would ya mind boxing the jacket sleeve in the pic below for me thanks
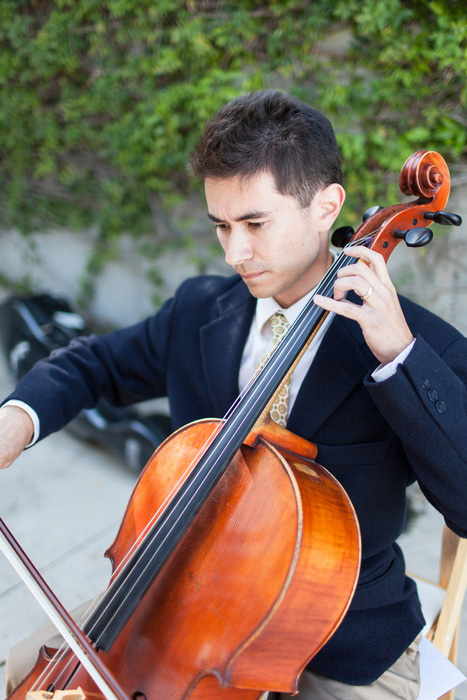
[364,333,467,536]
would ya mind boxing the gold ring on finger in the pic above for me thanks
[361,284,374,302]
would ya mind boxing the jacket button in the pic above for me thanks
[421,377,430,389]
[436,401,446,413]
[428,389,438,402]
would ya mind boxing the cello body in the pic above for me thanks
[12,419,360,699]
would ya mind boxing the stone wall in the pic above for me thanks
[0,225,227,327]
[0,184,465,334]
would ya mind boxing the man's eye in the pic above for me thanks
[248,221,263,229]
[216,223,229,232]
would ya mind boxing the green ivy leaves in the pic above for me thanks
[0,0,465,301]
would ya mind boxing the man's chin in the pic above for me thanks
[242,280,274,299]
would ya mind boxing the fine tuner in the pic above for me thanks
[332,206,462,249]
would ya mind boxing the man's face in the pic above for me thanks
[205,171,341,308]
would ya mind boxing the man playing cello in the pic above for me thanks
[1,90,466,699]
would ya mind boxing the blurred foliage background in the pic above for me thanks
[0,0,466,304]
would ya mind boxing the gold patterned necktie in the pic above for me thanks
[259,311,291,427]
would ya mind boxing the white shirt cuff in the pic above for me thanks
[3,400,40,446]
[371,339,416,383]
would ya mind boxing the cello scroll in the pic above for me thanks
[332,150,462,255]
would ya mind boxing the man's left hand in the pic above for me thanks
[313,245,414,365]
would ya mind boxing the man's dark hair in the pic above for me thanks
[189,90,343,207]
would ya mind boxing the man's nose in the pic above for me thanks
[224,230,254,267]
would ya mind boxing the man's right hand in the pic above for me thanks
[0,406,35,469]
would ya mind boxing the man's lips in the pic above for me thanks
[238,270,266,280]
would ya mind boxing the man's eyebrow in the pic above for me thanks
[207,210,271,223]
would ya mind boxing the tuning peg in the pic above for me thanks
[423,210,462,226]
[331,226,355,248]
[362,205,383,222]
[393,227,433,247]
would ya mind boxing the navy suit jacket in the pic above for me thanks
[7,274,467,684]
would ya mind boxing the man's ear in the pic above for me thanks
[317,183,346,232]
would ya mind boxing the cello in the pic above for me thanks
[1,150,460,699]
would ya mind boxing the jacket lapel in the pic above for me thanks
[200,279,256,418]
[287,314,376,439]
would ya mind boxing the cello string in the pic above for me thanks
[65,232,376,650]
[39,231,376,688]
[75,233,376,649]
[36,230,376,685]
[32,646,78,693]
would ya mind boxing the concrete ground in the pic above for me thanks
[0,359,465,698]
